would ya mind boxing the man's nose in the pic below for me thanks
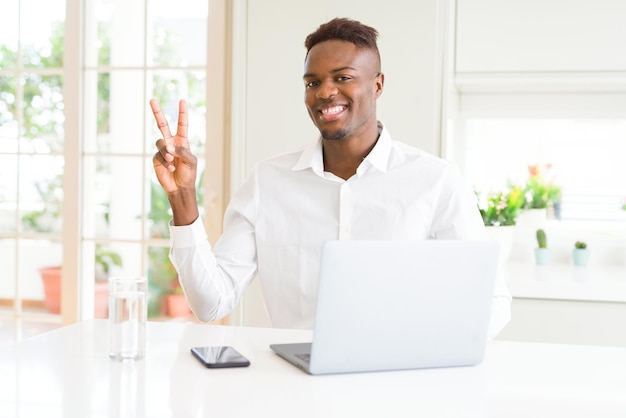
[316,81,338,99]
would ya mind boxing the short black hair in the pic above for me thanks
[304,18,380,68]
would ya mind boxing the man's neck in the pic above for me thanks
[322,123,381,180]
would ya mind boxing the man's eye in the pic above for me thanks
[305,81,319,88]
[337,76,351,82]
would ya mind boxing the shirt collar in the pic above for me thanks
[292,121,392,176]
[360,121,391,174]
[292,135,325,175]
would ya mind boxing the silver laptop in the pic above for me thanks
[270,239,499,375]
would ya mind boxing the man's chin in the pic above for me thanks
[319,128,347,141]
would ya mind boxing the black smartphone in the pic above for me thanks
[190,346,251,368]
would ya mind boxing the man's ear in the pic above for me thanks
[374,72,384,98]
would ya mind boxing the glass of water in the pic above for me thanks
[109,276,147,361]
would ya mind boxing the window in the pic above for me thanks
[82,0,209,319]
[449,92,626,271]
[1,0,226,337]
[451,93,626,223]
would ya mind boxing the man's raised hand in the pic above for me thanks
[150,98,197,195]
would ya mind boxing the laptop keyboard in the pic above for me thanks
[295,353,311,364]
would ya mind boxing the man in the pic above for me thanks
[151,18,511,338]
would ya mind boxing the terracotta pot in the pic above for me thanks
[39,267,62,314]
[165,294,191,317]
[40,267,111,317]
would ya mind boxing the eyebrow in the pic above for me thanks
[303,66,357,79]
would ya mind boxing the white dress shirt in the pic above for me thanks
[169,123,511,338]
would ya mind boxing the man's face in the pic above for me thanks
[303,40,383,141]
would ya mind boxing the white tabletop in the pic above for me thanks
[1,319,625,418]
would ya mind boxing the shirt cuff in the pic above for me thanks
[169,216,208,248]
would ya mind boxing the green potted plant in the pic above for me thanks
[477,185,525,264]
[524,164,561,216]
[534,228,551,265]
[95,244,123,282]
[572,241,590,267]
[478,185,525,227]
[94,244,123,318]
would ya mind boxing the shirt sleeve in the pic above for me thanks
[168,171,259,323]
[430,162,512,339]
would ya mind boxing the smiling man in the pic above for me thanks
[151,18,511,338]
[302,30,383,180]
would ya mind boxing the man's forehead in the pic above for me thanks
[306,39,361,60]
[304,41,376,74]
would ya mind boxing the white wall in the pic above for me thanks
[231,0,452,327]
[456,0,626,73]
[240,0,449,170]
[454,0,626,93]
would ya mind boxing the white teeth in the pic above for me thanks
[321,106,344,115]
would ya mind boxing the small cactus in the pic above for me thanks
[536,229,547,248]
[574,241,587,249]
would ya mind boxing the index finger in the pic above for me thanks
[150,98,173,139]
[176,99,188,139]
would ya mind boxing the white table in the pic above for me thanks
[1,319,624,417]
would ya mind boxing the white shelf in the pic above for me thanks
[504,262,626,303]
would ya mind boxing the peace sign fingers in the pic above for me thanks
[150,98,173,140]
[175,99,189,143]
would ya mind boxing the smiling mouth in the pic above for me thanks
[319,105,347,121]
